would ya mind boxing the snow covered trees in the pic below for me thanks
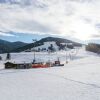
[86,43,100,54]
[48,44,55,52]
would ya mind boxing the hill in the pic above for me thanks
[12,37,82,52]
[0,39,28,53]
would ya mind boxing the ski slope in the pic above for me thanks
[0,47,100,100]
[31,41,59,51]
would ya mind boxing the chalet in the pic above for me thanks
[5,62,32,69]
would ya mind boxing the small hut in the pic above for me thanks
[5,62,32,69]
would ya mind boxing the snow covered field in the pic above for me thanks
[0,47,100,100]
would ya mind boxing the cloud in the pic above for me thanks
[0,31,15,36]
[0,0,100,40]
[90,34,100,38]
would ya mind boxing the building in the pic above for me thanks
[5,62,32,69]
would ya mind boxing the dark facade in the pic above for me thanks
[5,62,32,69]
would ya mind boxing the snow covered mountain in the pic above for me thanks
[12,37,82,52]
[0,37,82,53]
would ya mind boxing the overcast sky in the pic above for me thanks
[0,0,100,42]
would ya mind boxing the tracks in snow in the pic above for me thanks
[0,69,100,89]
[39,72,100,89]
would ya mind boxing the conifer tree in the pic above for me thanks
[6,53,11,60]
[0,56,2,60]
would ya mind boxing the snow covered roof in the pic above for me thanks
[5,60,32,64]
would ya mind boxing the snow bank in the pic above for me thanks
[0,47,100,100]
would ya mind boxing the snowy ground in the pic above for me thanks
[0,47,100,100]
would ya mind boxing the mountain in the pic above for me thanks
[12,37,82,52]
[0,39,28,53]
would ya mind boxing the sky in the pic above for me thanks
[0,0,100,43]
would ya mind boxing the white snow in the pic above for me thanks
[31,41,59,51]
[0,47,100,100]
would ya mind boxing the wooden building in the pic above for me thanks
[5,62,32,69]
